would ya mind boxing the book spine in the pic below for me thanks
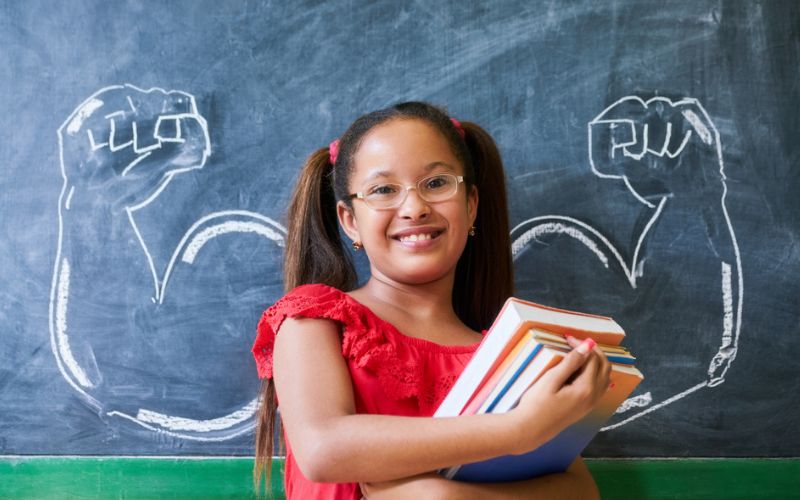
[484,344,542,413]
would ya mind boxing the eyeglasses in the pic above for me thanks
[347,173,464,210]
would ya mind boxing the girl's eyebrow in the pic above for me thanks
[362,162,456,183]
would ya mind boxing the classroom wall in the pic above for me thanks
[1,0,798,459]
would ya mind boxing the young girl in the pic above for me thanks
[252,102,611,499]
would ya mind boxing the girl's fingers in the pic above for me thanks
[566,336,612,392]
[542,338,595,389]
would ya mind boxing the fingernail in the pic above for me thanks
[608,382,616,390]
[565,334,575,341]
[577,339,595,354]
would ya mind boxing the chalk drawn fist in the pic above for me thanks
[59,84,209,202]
[51,85,285,442]
[589,96,722,206]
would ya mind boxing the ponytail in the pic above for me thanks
[453,121,514,331]
[284,148,357,291]
[254,148,357,496]
[253,377,279,497]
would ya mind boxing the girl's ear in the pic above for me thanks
[468,184,479,226]
[337,200,361,243]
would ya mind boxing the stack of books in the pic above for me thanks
[435,297,643,482]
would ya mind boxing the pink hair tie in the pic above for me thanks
[450,118,465,139]
[328,139,340,164]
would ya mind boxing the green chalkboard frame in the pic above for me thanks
[1,458,797,499]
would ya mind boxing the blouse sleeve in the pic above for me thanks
[251,284,354,379]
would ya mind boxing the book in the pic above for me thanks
[436,297,627,418]
[434,298,642,483]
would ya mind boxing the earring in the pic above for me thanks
[469,226,476,237]
[353,241,362,251]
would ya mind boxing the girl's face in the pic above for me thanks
[337,118,478,286]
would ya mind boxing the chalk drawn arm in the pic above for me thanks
[587,96,742,387]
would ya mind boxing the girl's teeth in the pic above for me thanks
[401,233,433,242]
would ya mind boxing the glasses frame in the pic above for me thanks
[347,173,465,210]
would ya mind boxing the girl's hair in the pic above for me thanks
[254,102,513,492]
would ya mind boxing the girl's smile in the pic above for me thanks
[391,225,446,249]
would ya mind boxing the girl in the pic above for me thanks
[252,102,610,499]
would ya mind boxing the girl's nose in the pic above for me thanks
[397,187,430,220]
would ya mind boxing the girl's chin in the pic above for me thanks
[373,260,457,285]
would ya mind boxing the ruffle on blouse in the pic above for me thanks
[252,284,461,408]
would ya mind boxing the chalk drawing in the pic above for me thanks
[511,96,743,430]
[50,84,284,441]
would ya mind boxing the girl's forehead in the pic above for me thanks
[351,119,462,181]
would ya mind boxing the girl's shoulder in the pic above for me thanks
[268,283,350,316]
[251,284,366,379]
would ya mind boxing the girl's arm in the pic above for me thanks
[273,317,610,484]
[359,457,600,500]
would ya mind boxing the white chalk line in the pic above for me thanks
[631,196,667,282]
[108,118,133,152]
[683,110,712,145]
[106,411,255,442]
[181,220,286,264]
[512,222,610,268]
[615,392,652,414]
[65,186,75,210]
[132,399,258,432]
[120,151,153,177]
[601,382,707,431]
[160,210,286,304]
[721,263,733,348]
[67,98,104,134]
[54,259,94,389]
[511,196,665,290]
[131,122,162,155]
[87,129,107,151]
[104,110,126,120]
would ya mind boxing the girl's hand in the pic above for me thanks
[508,337,612,454]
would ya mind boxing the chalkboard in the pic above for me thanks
[1,0,797,458]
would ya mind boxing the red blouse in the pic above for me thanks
[252,284,484,500]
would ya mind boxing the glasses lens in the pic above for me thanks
[364,183,404,209]
[419,174,458,202]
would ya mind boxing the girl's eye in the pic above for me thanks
[367,184,399,197]
[424,175,450,191]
